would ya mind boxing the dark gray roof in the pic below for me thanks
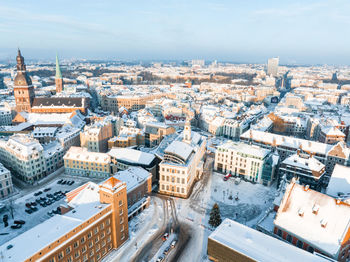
[32,97,85,108]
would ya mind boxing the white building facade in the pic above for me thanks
[159,121,206,198]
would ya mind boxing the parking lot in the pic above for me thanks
[0,176,93,246]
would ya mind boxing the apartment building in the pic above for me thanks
[319,126,345,144]
[222,119,250,141]
[144,122,175,147]
[240,130,350,181]
[101,93,165,113]
[214,141,278,186]
[80,119,114,153]
[0,163,13,199]
[107,126,144,149]
[159,121,206,198]
[0,134,64,183]
[0,178,129,262]
[274,180,350,261]
[113,167,152,220]
[64,146,111,178]
[279,153,326,190]
[0,107,12,125]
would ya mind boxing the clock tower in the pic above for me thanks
[14,49,35,112]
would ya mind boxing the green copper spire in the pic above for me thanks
[55,53,62,79]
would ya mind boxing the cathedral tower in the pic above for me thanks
[14,49,35,112]
[55,54,63,93]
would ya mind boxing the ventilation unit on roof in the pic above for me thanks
[320,218,327,228]
[304,185,310,191]
[298,207,304,217]
[312,204,319,215]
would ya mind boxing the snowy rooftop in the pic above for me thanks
[217,141,271,159]
[274,181,350,258]
[282,153,325,174]
[113,167,151,193]
[0,182,109,262]
[209,218,329,262]
[241,130,350,157]
[321,126,345,137]
[108,148,155,166]
[64,146,111,164]
[326,164,350,198]
[164,140,194,162]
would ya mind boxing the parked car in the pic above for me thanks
[44,187,51,192]
[156,256,165,262]
[162,233,169,241]
[25,203,32,208]
[235,177,241,185]
[14,220,25,225]
[171,240,177,249]
[61,180,67,185]
[223,173,233,181]
[25,209,32,214]
[34,191,42,196]
[70,181,75,185]
[30,206,38,212]
[6,244,13,250]
[57,179,63,184]
[31,202,37,206]
[163,246,171,255]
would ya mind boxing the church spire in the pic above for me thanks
[55,53,63,93]
[55,53,62,79]
[16,48,26,71]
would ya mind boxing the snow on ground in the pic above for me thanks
[102,197,163,262]
[0,175,95,246]
[175,171,277,262]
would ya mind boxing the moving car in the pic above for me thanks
[171,240,177,248]
[156,256,165,262]
[163,246,171,255]
[162,233,169,241]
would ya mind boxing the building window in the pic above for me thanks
[81,246,87,254]
[119,200,123,206]
[100,223,104,230]
[297,240,303,248]
[307,246,314,253]
[58,251,64,260]
[107,227,111,234]
[74,241,79,249]
[67,257,73,262]
[94,227,99,234]
[286,234,292,243]
[66,246,71,254]
[89,241,93,248]
[74,251,80,258]
[277,229,282,237]
[120,225,124,232]
[95,236,99,243]
[88,231,92,239]
[106,219,110,226]
[81,236,86,244]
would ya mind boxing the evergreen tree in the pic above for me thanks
[209,203,222,228]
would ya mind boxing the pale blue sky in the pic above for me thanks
[0,0,349,64]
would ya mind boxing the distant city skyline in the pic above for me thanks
[0,0,349,65]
